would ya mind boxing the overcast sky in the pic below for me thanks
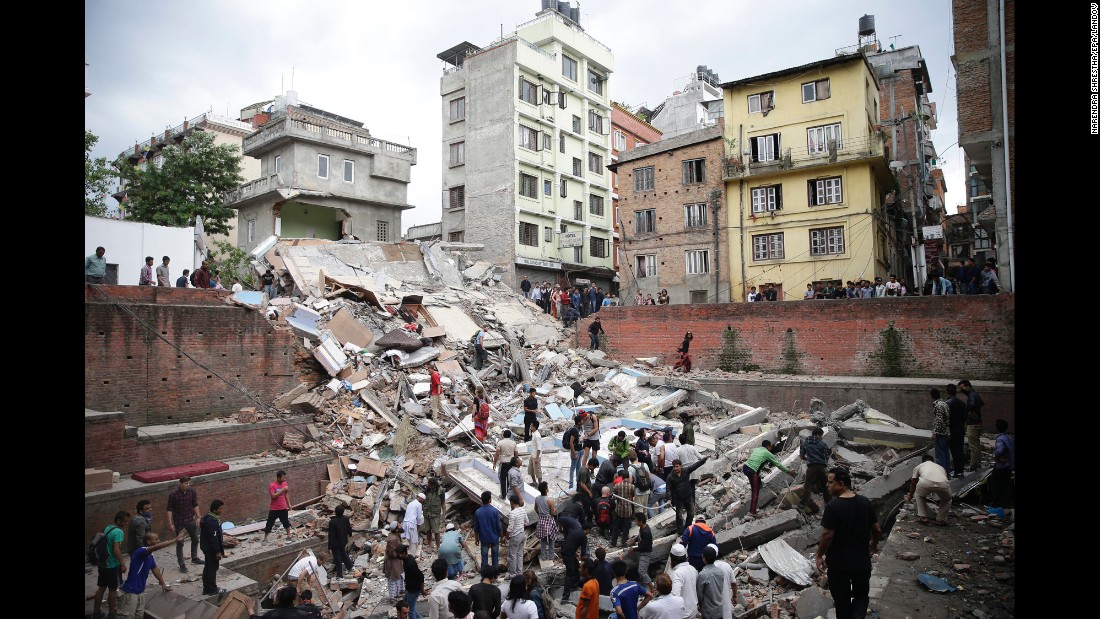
[86,0,966,235]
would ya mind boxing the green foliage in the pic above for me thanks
[208,240,256,289]
[118,131,243,235]
[869,322,917,377]
[781,328,804,375]
[85,130,115,217]
[717,326,752,372]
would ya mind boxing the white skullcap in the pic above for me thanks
[670,543,687,557]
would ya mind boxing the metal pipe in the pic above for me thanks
[738,124,747,302]
[712,188,722,302]
[999,0,1015,291]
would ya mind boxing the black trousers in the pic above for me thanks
[949,431,965,475]
[672,499,694,534]
[524,414,536,442]
[499,462,513,499]
[989,468,1014,508]
[202,550,220,594]
[331,545,354,577]
[609,514,632,546]
[826,567,871,619]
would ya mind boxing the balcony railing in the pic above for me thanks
[120,111,254,162]
[242,112,415,158]
[723,133,885,180]
[222,174,280,206]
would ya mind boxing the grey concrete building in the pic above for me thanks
[437,2,616,292]
[224,92,416,249]
[644,66,724,140]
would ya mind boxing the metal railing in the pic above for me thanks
[119,111,254,161]
[723,133,885,179]
[242,113,414,156]
[515,11,612,54]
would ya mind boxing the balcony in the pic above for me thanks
[722,133,886,181]
[222,174,280,207]
[242,111,416,163]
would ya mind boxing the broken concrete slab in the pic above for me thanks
[830,399,869,422]
[523,323,558,346]
[273,383,310,410]
[289,392,325,416]
[833,445,871,465]
[837,421,931,448]
[702,407,769,439]
[286,304,322,340]
[325,307,375,348]
[461,261,494,281]
[793,586,832,619]
[398,346,440,368]
[758,538,815,586]
[421,325,447,339]
[717,510,802,553]
[375,329,424,352]
[313,337,350,376]
[762,451,803,491]
[631,388,689,418]
[860,459,921,503]
[425,305,482,342]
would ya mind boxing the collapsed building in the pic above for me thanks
[84,237,1011,618]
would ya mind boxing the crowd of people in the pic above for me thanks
[85,246,264,294]
[518,275,619,328]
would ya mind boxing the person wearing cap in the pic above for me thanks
[404,492,426,558]
[872,277,886,297]
[681,515,716,571]
[385,521,407,600]
[742,441,794,517]
[669,543,699,619]
[695,547,724,619]
[439,523,465,579]
[799,428,831,515]
[588,316,604,350]
[424,479,446,556]
[707,544,736,619]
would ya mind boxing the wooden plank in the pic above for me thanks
[212,590,255,619]
[356,458,389,478]
[461,537,481,572]
[328,460,344,482]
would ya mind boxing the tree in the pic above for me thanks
[208,240,257,290]
[118,130,243,235]
[85,130,115,217]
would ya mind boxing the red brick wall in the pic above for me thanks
[85,411,316,474]
[85,455,332,555]
[577,295,1015,381]
[85,285,313,426]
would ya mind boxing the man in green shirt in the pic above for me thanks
[93,510,131,619]
[86,246,107,283]
[678,412,695,446]
[422,478,445,555]
[742,440,794,516]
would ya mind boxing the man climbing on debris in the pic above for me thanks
[799,427,831,514]
[523,387,540,442]
[562,304,581,328]
[473,491,503,570]
[816,467,881,619]
[439,523,464,579]
[667,456,710,533]
[564,416,583,489]
[495,430,518,500]
[588,316,604,350]
[906,455,951,526]
[423,478,445,556]
[429,366,444,420]
[328,504,354,578]
[404,492,426,558]
[678,412,695,446]
[741,441,794,518]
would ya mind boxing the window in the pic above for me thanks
[343,159,354,183]
[543,132,552,150]
[560,177,568,197]
[519,124,540,150]
[690,290,709,304]
[685,250,710,275]
[519,77,538,105]
[682,158,706,184]
[449,141,465,166]
[519,222,539,246]
[974,227,992,249]
[810,226,845,255]
[544,180,552,196]
[635,254,657,278]
[808,176,843,206]
[748,91,773,114]
[753,233,785,260]
[519,173,538,199]
[589,194,605,216]
[587,110,606,134]
[588,152,603,174]
[685,203,708,228]
[544,227,553,242]
[574,200,583,220]
[449,231,465,242]
[573,157,583,176]
[807,123,842,155]
[587,69,604,95]
[448,186,465,209]
[274,155,282,174]
[802,78,831,103]
[590,236,608,258]
[560,133,566,153]
[572,115,582,133]
[317,154,329,178]
[574,246,583,263]
[247,219,255,244]
[449,97,466,121]
[635,209,656,233]
[751,185,782,213]
[634,166,655,191]
[542,89,557,105]
[751,134,780,162]
[562,54,578,81]
[613,130,626,150]
[377,221,389,243]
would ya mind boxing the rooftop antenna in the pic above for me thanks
[281,73,284,95]
[291,66,295,90]
[888,34,902,50]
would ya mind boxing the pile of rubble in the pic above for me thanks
[217,238,995,618]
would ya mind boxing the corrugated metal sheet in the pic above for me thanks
[758,538,815,586]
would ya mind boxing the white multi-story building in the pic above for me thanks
[438,2,616,291]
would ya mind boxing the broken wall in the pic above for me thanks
[575,296,1015,381]
[85,286,310,425]
[84,455,331,557]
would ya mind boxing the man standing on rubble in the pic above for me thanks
[816,467,881,619]
[667,456,710,533]
[742,441,794,517]
[944,383,968,478]
[588,316,604,350]
[263,470,292,544]
[474,325,489,370]
[429,366,443,420]
[166,476,202,573]
[385,522,406,601]
[929,388,952,472]
[528,419,544,486]
[959,379,985,471]
[520,275,532,298]
[199,499,226,596]
[495,430,518,500]
[422,478,445,557]
[681,515,716,572]
[565,416,583,489]
[695,547,725,619]
[799,428,831,514]
[669,544,698,619]
[504,494,527,578]
[404,492,426,558]
[399,545,426,619]
[473,491,503,570]
[507,455,526,506]
[523,387,540,442]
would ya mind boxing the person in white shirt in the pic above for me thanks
[669,544,698,619]
[640,573,686,619]
[528,419,543,485]
[230,278,243,293]
[803,284,815,300]
[501,574,540,619]
[404,492,425,558]
[661,438,680,478]
[707,544,737,619]
[428,558,464,619]
[746,287,759,302]
[505,495,527,578]
[287,554,319,582]
[884,274,902,297]
[906,455,951,525]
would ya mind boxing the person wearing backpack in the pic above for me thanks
[92,510,131,619]
[594,487,614,537]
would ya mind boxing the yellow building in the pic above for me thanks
[721,53,899,301]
